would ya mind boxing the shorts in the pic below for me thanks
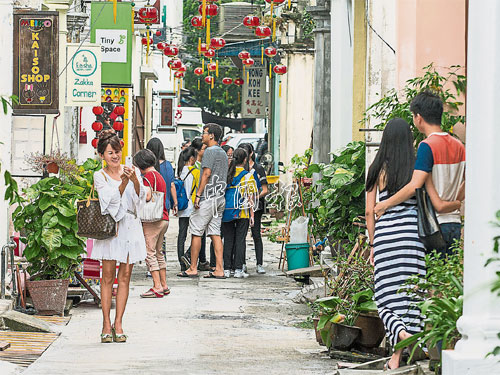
[189,196,225,237]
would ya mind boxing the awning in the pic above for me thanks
[202,110,255,132]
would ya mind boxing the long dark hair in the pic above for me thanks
[237,143,254,170]
[227,148,247,185]
[146,138,166,172]
[366,118,415,195]
[177,147,197,177]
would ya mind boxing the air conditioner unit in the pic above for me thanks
[218,2,262,42]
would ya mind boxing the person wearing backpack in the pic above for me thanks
[176,147,200,271]
[222,148,256,278]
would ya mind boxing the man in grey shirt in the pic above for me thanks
[178,123,228,279]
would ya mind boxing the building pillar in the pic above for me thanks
[307,0,331,164]
[0,0,13,243]
[442,1,500,373]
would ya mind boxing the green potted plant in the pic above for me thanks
[352,289,386,349]
[25,150,78,176]
[5,158,100,315]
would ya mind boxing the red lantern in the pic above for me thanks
[204,49,216,58]
[255,26,271,39]
[178,65,187,73]
[264,46,277,58]
[199,43,209,54]
[138,5,159,25]
[234,78,244,86]
[204,76,214,85]
[210,37,226,50]
[92,106,104,116]
[198,4,218,17]
[91,138,99,148]
[194,67,204,76]
[238,50,251,60]
[163,45,179,57]
[91,121,103,132]
[141,37,152,46]
[191,16,203,29]
[174,71,185,79]
[113,106,125,116]
[155,30,162,37]
[113,121,124,131]
[157,42,166,50]
[243,15,260,29]
[168,59,182,70]
[207,63,217,72]
[265,0,286,3]
[222,77,233,85]
[120,140,125,148]
[243,58,255,67]
[273,64,287,75]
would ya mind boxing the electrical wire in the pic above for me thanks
[364,0,395,54]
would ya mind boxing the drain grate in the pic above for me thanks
[0,331,59,367]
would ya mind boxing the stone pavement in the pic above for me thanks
[23,218,334,375]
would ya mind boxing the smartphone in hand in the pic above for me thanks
[125,156,133,168]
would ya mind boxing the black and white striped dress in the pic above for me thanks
[374,190,426,348]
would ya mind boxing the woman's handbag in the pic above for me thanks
[415,187,447,252]
[77,172,117,240]
[139,172,165,222]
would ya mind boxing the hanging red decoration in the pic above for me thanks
[210,37,226,50]
[178,65,187,74]
[264,0,286,3]
[155,30,162,37]
[174,71,185,79]
[191,16,204,29]
[137,5,159,24]
[273,64,287,75]
[92,106,104,116]
[168,59,183,70]
[264,46,277,58]
[255,26,271,39]
[113,106,125,116]
[198,4,218,16]
[243,15,260,29]
[156,42,166,50]
[91,121,103,132]
[234,78,244,86]
[222,77,233,85]
[243,58,255,67]
[238,50,251,60]
[141,37,153,46]
[204,49,216,58]
[199,43,209,54]
[207,62,217,72]
[91,138,99,148]
[163,45,179,57]
[113,121,124,131]
[204,76,214,84]
[194,67,204,76]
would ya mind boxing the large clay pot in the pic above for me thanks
[27,279,69,316]
[46,162,59,174]
[329,323,362,350]
[354,312,386,348]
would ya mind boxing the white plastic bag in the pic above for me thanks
[289,216,309,244]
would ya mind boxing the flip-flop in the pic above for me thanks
[163,288,171,295]
[177,271,199,278]
[203,272,226,279]
[140,288,163,298]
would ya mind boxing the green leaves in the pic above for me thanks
[41,228,63,251]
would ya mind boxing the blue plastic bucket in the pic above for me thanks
[285,243,310,271]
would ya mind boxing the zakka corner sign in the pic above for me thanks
[66,44,101,106]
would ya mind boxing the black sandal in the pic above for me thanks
[177,271,198,278]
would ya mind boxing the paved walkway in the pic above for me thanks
[24,218,332,375]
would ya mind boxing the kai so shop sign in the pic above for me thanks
[242,61,267,119]
[66,44,101,106]
[13,11,59,113]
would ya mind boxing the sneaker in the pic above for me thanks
[242,264,247,273]
[198,261,211,271]
[181,254,191,268]
[256,265,266,274]
[224,270,231,278]
[230,270,235,277]
[234,269,249,279]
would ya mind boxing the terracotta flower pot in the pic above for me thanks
[354,312,386,348]
[27,279,69,316]
[46,162,59,174]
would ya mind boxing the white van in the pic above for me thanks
[152,107,203,165]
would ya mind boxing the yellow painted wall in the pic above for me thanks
[352,0,367,142]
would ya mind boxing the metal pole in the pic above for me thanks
[1,239,16,300]
[9,239,17,302]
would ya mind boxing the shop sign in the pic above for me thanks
[242,61,267,119]
[160,98,173,127]
[94,29,127,63]
[66,44,101,106]
[13,11,59,114]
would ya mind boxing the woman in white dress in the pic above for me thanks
[91,130,147,343]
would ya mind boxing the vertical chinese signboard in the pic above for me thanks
[160,98,173,127]
[242,61,267,119]
[13,11,59,114]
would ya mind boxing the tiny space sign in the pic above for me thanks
[13,11,59,114]
[95,29,127,63]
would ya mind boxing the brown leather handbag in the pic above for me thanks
[77,172,116,240]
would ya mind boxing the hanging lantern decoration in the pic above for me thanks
[113,121,124,132]
[234,78,244,86]
[91,121,103,132]
[155,30,162,37]
[243,15,260,29]
[174,71,185,79]
[204,48,216,59]
[198,3,219,45]
[243,58,255,83]
[210,37,226,50]
[222,77,232,100]
[156,42,166,50]
[178,65,187,74]
[199,43,209,55]
[264,0,285,41]
[273,64,287,98]
[207,62,217,72]
[238,50,251,61]
[191,16,204,29]
[264,46,277,58]
[168,58,183,71]
[91,138,99,149]
[194,67,203,90]
[255,26,271,39]
[205,76,214,100]
[137,4,159,64]
[113,106,125,116]
[163,45,179,57]
[141,36,153,46]
[92,106,104,116]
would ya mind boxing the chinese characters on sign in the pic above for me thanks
[242,61,267,119]
[13,12,59,113]
[161,98,173,126]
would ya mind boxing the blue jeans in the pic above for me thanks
[439,223,462,257]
